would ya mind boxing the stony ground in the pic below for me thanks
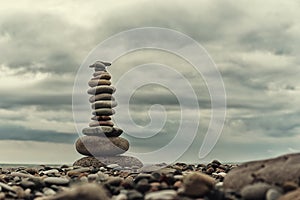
[0,156,299,200]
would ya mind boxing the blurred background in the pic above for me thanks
[0,0,299,164]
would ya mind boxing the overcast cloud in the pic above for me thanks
[0,0,299,164]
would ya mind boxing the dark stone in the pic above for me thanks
[73,157,106,168]
[136,179,151,193]
[282,181,298,193]
[89,121,114,127]
[92,108,115,116]
[91,100,117,109]
[278,188,300,200]
[82,126,123,137]
[73,156,143,168]
[91,116,111,121]
[224,153,300,192]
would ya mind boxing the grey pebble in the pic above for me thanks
[145,190,177,200]
[127,190,143,200]
[107,164,121,169]
[241,183,272,200]
[40,169,59,175]
[20,180,36,189]
[0,182,15,192]
[266,188,282,200]
[97,171,109,181]
[43,187,56,196]
[87,174,99,182]
[10,172,35,178]
[44,177,70,185]
[13,176,21,182]
[67,167,90,176]
[80,176,89,183]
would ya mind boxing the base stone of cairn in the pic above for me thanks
[73,61,143,168]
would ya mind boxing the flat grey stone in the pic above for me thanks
[89,93,114,103]
[82,126,123,137]
[75,136,129,156]
[92,108,115,116]
[145,190,177,200]
[88,79,111,87]
[44,177,69,185]
[87,86,115,95]
[91,100,117,109]
[89,121,114,127]
[91,115,111,121]
[73,156,143,168]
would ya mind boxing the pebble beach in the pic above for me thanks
[1,153,299,200]
[0,161,234,200]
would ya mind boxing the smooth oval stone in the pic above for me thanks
[241,183,272,200]
[91,73,111,80]
[89,121,114,127]
[10,172,35,179]
[92,108,115,116]
[75,136,129,156]
[182,172,215,197]
[88,86,115,95]
[67,167,90,177]
[82,126,123,137]
[91,115,111,121]
[266,188,282,200]
[89,93,114,103]
[44,177,69,185]
[88,79,111,87]
[91,101,117,109]
[73,156,143,168]
[145,190,177,200]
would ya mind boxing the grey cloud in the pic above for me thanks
[0,93,71,109]
[0,125,77,144]
[0,12,89,74]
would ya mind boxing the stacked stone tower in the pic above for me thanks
[74,61,142,168]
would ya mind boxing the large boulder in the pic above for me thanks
[224,153,300,191]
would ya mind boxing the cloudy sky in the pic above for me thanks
[0,0,300,164]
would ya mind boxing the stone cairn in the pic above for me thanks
[74,61,143,168]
